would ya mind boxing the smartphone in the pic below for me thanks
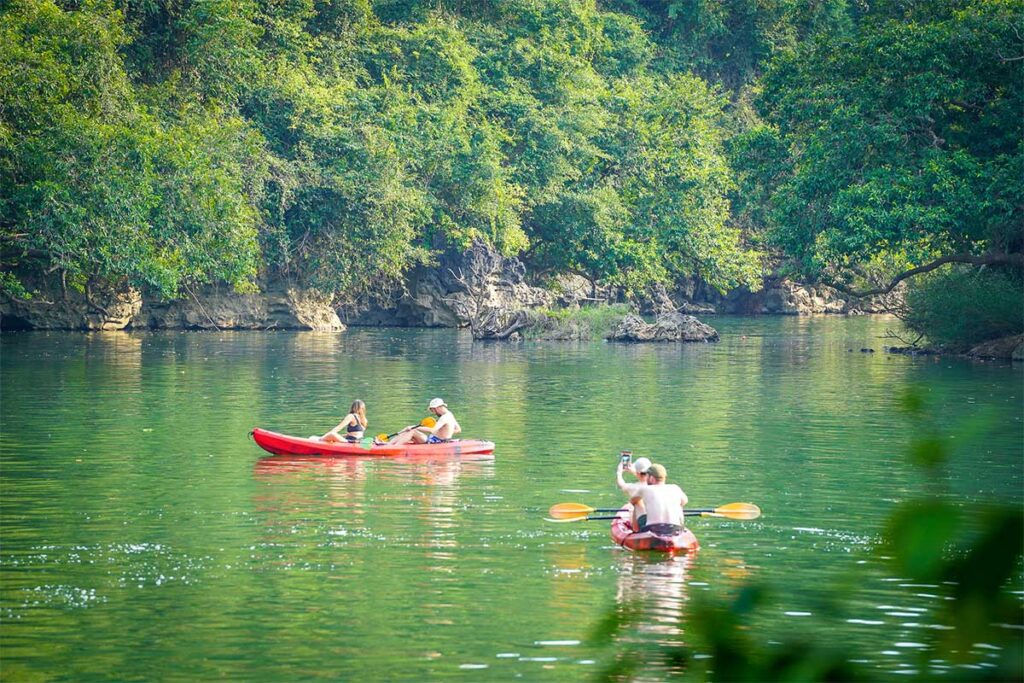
[620,451,632,466]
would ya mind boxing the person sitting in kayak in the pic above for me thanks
[379,398,460,445]
[616,461,688,533]
[623,456,652,527]
[319,400,367,443]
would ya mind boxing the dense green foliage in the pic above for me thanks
[606,0,853,90]
[0,1,265,298]
[902,266,1024,350]
[1,0,1020,343]
[0,0,764,303]
[748,0,1023,287]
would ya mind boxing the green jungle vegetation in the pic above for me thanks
[1,0,1021,346]
[902,266,1024,350]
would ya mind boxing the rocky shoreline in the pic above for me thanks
[0,277,344,332]
[884,335,1024,362]
[2,243,1018,359]
[0,243,886,331]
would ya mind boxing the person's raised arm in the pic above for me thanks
[616,461,631,494]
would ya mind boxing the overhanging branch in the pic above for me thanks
[825,252,1024,298]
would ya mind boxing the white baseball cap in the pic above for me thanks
[632,457,652,474]
[428,398,446,409]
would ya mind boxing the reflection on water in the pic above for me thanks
[2,319,1021,680]
[615,554,693,642]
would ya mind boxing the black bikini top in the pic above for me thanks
[346,414,364,433]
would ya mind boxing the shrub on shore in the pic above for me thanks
[901,266,1024,351]
[525,304,634,341]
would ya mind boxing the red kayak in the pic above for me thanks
[251,428,495,458]
[610,506,699,553]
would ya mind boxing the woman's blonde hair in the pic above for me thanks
[350,399,367,428]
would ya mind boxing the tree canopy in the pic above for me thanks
[1,0,764,302]
[2,0,1020,328]
[751,0,1023,294]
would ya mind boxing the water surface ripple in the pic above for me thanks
[2,318,1021,680]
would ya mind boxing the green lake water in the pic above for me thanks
[2,316,1021,680]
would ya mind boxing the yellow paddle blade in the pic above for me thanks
[711,502,761,520]
[421,417,437,427]
[548,503,597,519]
[375,433,389,442]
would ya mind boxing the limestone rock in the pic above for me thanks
[607,312,719,343]
[550,273,594,307]
[2,270,344,331]
[670,276,896,315]
[966,334,1024,361]
[1,279,141,330]
[346,241,553,327]
[135,281,343,331]
[677,300,717,315]
[548,273,618,307]
[278,287,344,331]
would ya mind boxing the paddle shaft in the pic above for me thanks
[591,507,721,515]
[546,501,760,522]
[378,417,437,441]
[584,510,712,520]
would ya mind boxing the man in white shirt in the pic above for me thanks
[616,461,688,532]
[384,398,461,445]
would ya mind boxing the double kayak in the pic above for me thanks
[251,428,495,458]
[610,506,699,553]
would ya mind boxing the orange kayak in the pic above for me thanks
[251,428,495,458]
[610,506,699,553]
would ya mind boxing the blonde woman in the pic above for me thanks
[320,400,368,443]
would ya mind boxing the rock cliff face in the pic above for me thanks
[344,246,895,329]
[344,241,553,328]
[134,283,342,330]
[0,279,142,330]
[1,278,342,331]
[967,334,1024,361]
[667,277,896,315]
[0,246,898,332]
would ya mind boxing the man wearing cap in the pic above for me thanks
[622,457,652,528]
[616,460,688,533]
[383,398,461,445]
[629,457,652,481]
